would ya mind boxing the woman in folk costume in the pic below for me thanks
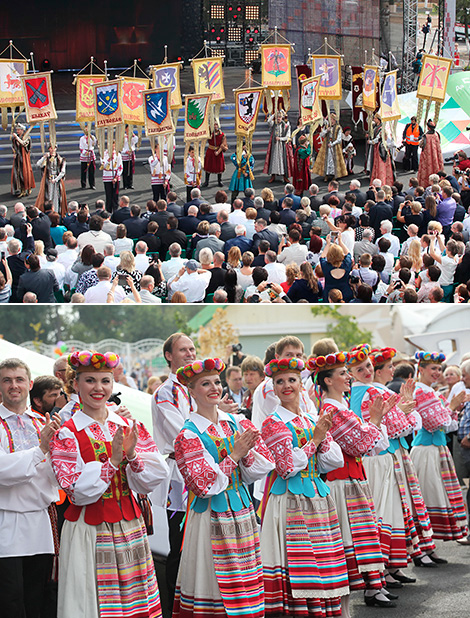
[259,358,350,617]
[366,113,394,186]
[229,146,255,202]
[308,350,396,613]
[172,358,275,618]
[293,134,311,197]
[184,145,202,203]
[263,109,294,183]
[312,112,348,182]
[370,348,438,568]
[11,123,35,197]
[417,120,444,188]
[410,352,468,546]
[148,144,171,202]
[35,144,67,216]
[348,345,420,587]
[202,121,227,188]
[50,350,169,618]
[341,127,356,176]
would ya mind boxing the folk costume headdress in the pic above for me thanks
[307,351,348,375]
[264,357,305,377]
[68,350,120,373]
[415,351,446,365]
[370,347,397,368]
[346,344,372,367]
[176,358,225,386]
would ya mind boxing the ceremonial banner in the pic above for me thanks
[192,57,225,103]
[0,59,27,107]
[144,88,174,136]
[152,63,182,109]
[261,45,291,89]
[351,66,364,125]
[234,88,263,134]
[312,56,342,100]
[21,72,57,122]
[380,70,401,121]
[296,64,312,110]
[76,75,107,122]
[93,80,123,128]
[417,54,452,103]
[184,94,211,141]
[121,77,150,125]
[362,65,379,111]
[299,75,322,126]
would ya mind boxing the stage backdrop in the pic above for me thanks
[268,0,380,67]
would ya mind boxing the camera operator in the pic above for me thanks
[453,150,470,175]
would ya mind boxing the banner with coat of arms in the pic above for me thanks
[380,70,401,121]
[21,71,57,123]
[93,80,123,128]
[299,75,322,126]
[362,65,379,111]
[144,88,174,136]
[0,59,27,107]
[121,76,150,125]
[192,57,225,103]
[261,45,291,89]
[234,88,263,135]
[184,94,211,141]
[417,54,452,103]
[151,62,182,109]
[76,75,107,123]
[311,55,342,100]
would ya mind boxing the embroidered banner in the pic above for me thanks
[184,94,211,141]
[296,64,312,111]
[311,55,342,100]
[76,75,107,122]
[362,65,379,111]
[21,72,57,122]
[261,45,291,89]
[351,66,364,125]
[380,70,401,121]
[234,88,263,135]
[0,59,27,107]
[93,80,123,128]
[121,76,150,125]
[417,54,452,103]
[299,74,322,126]
[192,57,225,103]
[143,88,174,136]
[151,63,182,109]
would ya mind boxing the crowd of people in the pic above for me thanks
[1,333,469,618]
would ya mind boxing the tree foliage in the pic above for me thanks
[198,308,240,358]
[310,306,373,351]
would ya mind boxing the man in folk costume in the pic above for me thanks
[101,142,123,213]
[11,123,35,198]
[228,146,255,203]
[263,110,293,183]
[292,134,311,196]
[79,127,97,190]
[417,120,443,188]
[35,144,67,217]
[312,112,348,182]
[401,116,423,172]
[366,113,395,186]
[342,127,356,175]
[202,121,227,188]
[184,146,202,203]
[148,144,171,202]
[121,125,138,190]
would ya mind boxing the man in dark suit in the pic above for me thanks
[122,204,148,238]
[7,223,35,302]
[138,221,161,254]
[178,205,200,235]
[197,203,217,224]
[279,183,301,210]
[223,225,252,257]
[241,187,255,211]
[322,180,345,207]
[221,365,246,409]
[183,188,204,215]
[68,209,89,238]
[16,206,53,250]
[251,239,270,266]
[279,197,296,227]
[368,189,393,238]
[111,195,131,224]
[150,200,171,231]
[308,184,323,212]
[217,210,236,241]
[159,216,188,260]
[10,202,27,229]
[0,205,10,227]
[206,251,227,294]
[166,191,184,218]
[392,186,405,216]
[346,179,367,208]
[253,196,271,224]
[252,218,279,254]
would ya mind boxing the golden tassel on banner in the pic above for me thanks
[433,101,441,125]
[416,99,424,126]
[1,108,7,131]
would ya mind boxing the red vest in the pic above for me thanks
[63,418,141,525]
[327,451,366,482]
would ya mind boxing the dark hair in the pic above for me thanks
[30,375,62,406]
[81,244,95,266]
[252,266,268,286]
[316,368,335,392]
[288,228,301,243]
[89,215,103,231]
[399,267,412,284]
[270,210,281,224]
[378,237,391,252]
[130,204,141,218]
[427,264,441,281]
[77,210,88,223]
[258,239,270,253]
[91,253,105,268]
[359,213,370,226]
[49,212,61,227]
[309,235,322,253]
[403,288,418,303]
[224,269,238,303]
[145,262,163,285]
[168,216,178,230]
[300,262,319,293]
[25,253,40,271]
[163,332,191,367]
[394,363,414,380]
[116,224,127,239]
[356,283,373,302]
[215,190,228,203]
[371,254,386,272]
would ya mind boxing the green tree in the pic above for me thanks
[310,307,373,350]
[0,307,66,345]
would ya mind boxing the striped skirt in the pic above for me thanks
[58,511,161,618]
[410,444,468,541]
[327,478,384,591]
[173,502,264,618]
[260,491,349,617]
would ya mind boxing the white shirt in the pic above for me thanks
[228,210,247,226]
[58,248,79,269]
[264,261,287,284]
[113,237,134,255]
[161,257,187,281]
[277,243,308,266]
[168,270,210,302]
[252,376,317,430]
[77,230,113,254]
[101,151,123,181]
[79,134,96,162]
[0,404,59,557]
[84,280,126,304]
[134,253,150,274]
[103,255,120,272]
[377,232,400,258]
[148,154,170,185]
[42,260,66,291]
[184,156,202,186]
[139,289,162,304]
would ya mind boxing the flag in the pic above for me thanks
[184,94,211,141]
[192,57,225,103]
[299,75,322,126]
[296,64,311,110]
[0,59,27,107]
[151,63,182,109]
[312,55,342,100]
[121,77,150,125]
[76,75,107,122]
[234,88,263,134]
[93,80,123,128]
[362,65,379,111]
[21,72,57,123]
[380,70,401,121]
[261,45,291,89]
[144,88,174,136]
[351,66,364,126]
[417,54,452,103]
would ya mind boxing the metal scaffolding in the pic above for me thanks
[402,0,419,93]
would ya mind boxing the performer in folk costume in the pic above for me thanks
[148,144,171,202]
[259,358,350,617]
[417,120,444,188]
[292,134,311,197]
[369,348,438,569]
[348,345,421,586]
[202,121,227,188]
[121,125,138,190]
[79,127,97,190]
[184,146,202,203]
[400,116,423,173]
[312,113,348,182]
[172,358,275,618]
[342,127,356,176]
[410,352,468,545]
[11,123,35,198]
[366,113,394,186]
[50,350,169,618]
[35,144,67,217]
[229,147,254,203]
[101,142,123,213]
[263,110,294,184]
[309,350,395,613]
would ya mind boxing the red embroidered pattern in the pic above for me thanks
[50,430,81,500]
[323,402,381,457]
[414,388,452,432]
[240,417,274,465]
[174,435,218,497]
[361,387,417,439]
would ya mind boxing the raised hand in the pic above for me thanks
[122,421,139,460]
[400,378,415,402]
[368,395,386,427]
[231,427,260,462]
[116,405,133,420]
[39,412,62,454]
[313,411,333,446]
[219,393,239,415]
[111,426,124,467]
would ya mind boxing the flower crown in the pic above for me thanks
[370,347,397,367]
[346,344,372,367]
[307,351,348,374]
[264,357,305,377]
[68,350,120,372]
[415,351,446,365]
[176,358,225,386]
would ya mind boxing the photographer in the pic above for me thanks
[453,150,470,175]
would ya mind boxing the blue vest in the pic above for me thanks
[412,427,447,447]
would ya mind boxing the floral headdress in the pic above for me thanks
[264,357,305,377]
[415,351,446,365]
[370,347,397,368]
[176,358,225,386]
[68,350,120,372]
[307,351,348,374]
[346,344,372,367]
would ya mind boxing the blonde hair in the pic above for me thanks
[34,239,45,256]
[261,187,275,202]
[410,201,422,214]
[382,185,392,201]
[241,251,254,267]
[245,207,257,220]
[285,262,300,284]
[227,246,242,268]
[408,239,423,272]
[327,244,345,268]
[119,250,135,272]
[428,220,443,234]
